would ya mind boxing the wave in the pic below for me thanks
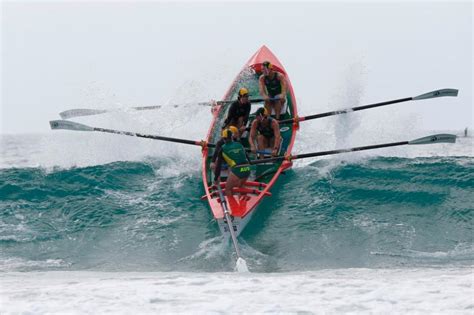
[1,156,472,272]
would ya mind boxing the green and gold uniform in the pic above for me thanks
[214,140,250,180]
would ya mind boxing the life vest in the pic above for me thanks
[232,101,250,118]
[221,141,248,168]
[264,73,282,97]
[257,117,275,138]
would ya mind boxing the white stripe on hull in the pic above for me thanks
[217,210,255,237]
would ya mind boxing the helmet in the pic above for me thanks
[262,61,273,69]
[222,125,238,139]
[255,107,269,117]
[238,87,249,97]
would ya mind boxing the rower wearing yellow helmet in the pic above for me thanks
[213,127,250,204]
[249,107,281,158]
[259,61,287,120]
[210,125,239,172]
[223,87,252,136]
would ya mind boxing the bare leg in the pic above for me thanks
[225,173,239,199]
[257,135,270,159]
[237,117,245,137]
[264,100,272,117]
[274,100,282,119]
[269,137,275,149]
[237,116,245,129]
[238,177,247,188]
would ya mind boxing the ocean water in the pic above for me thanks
[1,130,473,313]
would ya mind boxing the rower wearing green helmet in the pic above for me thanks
[259,61,287,120]
[214,127,251,203]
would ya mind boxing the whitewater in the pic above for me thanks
[1,97,473,313]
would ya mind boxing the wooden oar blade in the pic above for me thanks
[59,109,108,119]
[412,89,459,101]
[408,134,457,145]
[49,120,95,132]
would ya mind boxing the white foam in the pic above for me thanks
[1,268,472,314]
[0,257,70,272]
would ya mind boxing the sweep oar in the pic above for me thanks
[279,88,459,124]
[49,120,215,148]
[59,98,266,119]
[238,134,457,166]
[215,182,249,273]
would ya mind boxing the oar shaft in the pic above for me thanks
[248,141,410,165]
[280,97,412,124]
[294,141,409,160]
[215,184,242,258]
[94,127,211,146]
[245,132,454,166]
[280,88,458,124]
[217,98,264,105]
[50,119,216,148]
[60,98,266,119]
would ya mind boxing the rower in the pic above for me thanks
[259,61,287,120]
[213,127,251,206]
[210,125,239,173]
[249,107,281,159]
[223,87,251,137]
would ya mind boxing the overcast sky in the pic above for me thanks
[1,1,472,134]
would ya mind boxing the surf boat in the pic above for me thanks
[201,45,299,237]
[50,45,459,271]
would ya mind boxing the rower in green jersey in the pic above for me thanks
[214,127,251,203]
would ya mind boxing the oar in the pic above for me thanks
[59,98,266,119]
[279,88,459,124]
[238,134,456,166]
[59,104,210,119]
[215,182,249,273]
[49,120,215,148]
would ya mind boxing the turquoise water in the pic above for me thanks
[1,155,472,272]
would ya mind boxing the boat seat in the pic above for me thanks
[255,137,283,157]
[213,181,268,189]
[201,187,272,200]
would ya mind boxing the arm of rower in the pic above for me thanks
[243,104,251,127]
[211,140,223,163]
[259,75,268,99]
[249,121,257,151]
[213,150,223,181]
[223,103,236,126]
[279,73,287,99]
[272,120,281,151]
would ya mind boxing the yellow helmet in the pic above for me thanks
[222,125,238,138]
[255,107,269,117]
[262,61,273,69]
[238,87,249,97]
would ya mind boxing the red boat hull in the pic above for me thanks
[201,45,298,235]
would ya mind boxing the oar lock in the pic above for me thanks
[199,140,208,150]
[284,153,294,162]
